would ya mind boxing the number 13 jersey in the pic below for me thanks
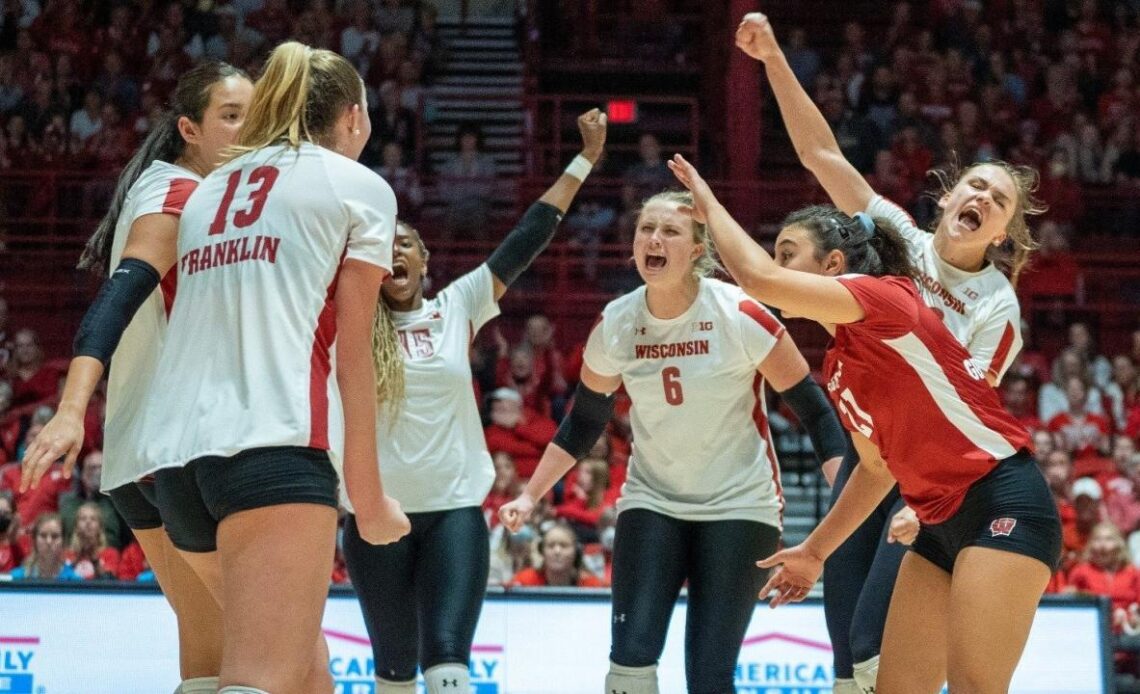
[584,278,786,527]
[140,143,396,472]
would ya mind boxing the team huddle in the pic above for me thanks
[17,10,1060,694]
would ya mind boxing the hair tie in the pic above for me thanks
[853,212,876,237]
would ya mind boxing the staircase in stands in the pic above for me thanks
[424,17,525,230]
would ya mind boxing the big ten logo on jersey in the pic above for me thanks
[397,328,435,359]
[0,634,39,694]
[734,631,832,693]
[181,166,282,276]
[692,320,713,332]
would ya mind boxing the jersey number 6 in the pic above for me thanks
[209,166,280,235]
[662,366,684,406]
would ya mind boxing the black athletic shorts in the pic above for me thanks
[155,446,339,553]
[107,479,163,531]
[911,450,1062,573]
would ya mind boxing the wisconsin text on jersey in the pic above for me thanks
[634,339,710,359]
[180,235,281,275]
[919,273,968,315]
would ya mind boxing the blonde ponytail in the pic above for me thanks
[371,301,406,422]
[227,41,362,158]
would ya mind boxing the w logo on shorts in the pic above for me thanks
[990,518,1017,537]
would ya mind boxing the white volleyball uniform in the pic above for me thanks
[101,161,199,491]
[866,195,1022,382]
[342,264,500,514]
[139,142,396,471]
[584,278,786,527]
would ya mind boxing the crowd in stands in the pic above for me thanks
[0,0,441,175]
[770,0,1140,243]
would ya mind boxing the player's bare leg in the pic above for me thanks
[946,547,1049,694]
[876,553,949,694]
[213,503,337,694]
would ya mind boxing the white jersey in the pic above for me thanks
[101,162,200,491]
[867,195,1022,382]
[139,142,396,471]
[342,264,500,514]
[584,278,786,526]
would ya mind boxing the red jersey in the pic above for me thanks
[825,276,1032,523]
[509,567,604,588]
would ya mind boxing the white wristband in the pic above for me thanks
[564,154,593,181]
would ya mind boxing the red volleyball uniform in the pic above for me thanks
[824,275,1032,524]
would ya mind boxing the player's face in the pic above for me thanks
[936,163,1017,254]
[774,224,832,275]
[633,201,702,287]
[382,224,426,308]
[195,75,252,170]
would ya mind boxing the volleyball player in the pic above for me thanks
[21,62,253,694]
[344,108,607,694]
[499,189,847,694]
[735,12,1043,692]
[126,43,407,694]
[668,152,1061,694]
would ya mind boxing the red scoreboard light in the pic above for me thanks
[605,99,638,124]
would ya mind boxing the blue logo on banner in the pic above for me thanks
[734,632,833,694]
[0,636,39,694]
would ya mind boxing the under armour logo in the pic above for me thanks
[612,690,628,694]
[613,613,626,623]
[635,327,646,335]
[442,679,458,687]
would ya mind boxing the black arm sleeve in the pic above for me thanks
[73,258,161,367]
[551,382,615,460]
[779,374,848,466]
[486,201,563,286]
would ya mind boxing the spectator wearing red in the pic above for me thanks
[1105,441,1140,535]
[7,329,59,408]
[483,451,521,528]
[0,411,70,525]
[555,458,615,539]
[1018,221,1080,302]
[65,501,120,580]
[1106,355,1140,433]
[864,149,916,210]
[0,492,22,573]
[1048,376,1112,460]
[82,102,136,170]
[0,382,15,463]
[483,387,557,479]
[1002,373,1042,432]
[1042,449,1085,569]
[496,346,556,418]
[1007,319,1051,388]
[510,523,605,587]
[1070,476,1107,567]
[116,540,148,581]
[1067,523,1140,633]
